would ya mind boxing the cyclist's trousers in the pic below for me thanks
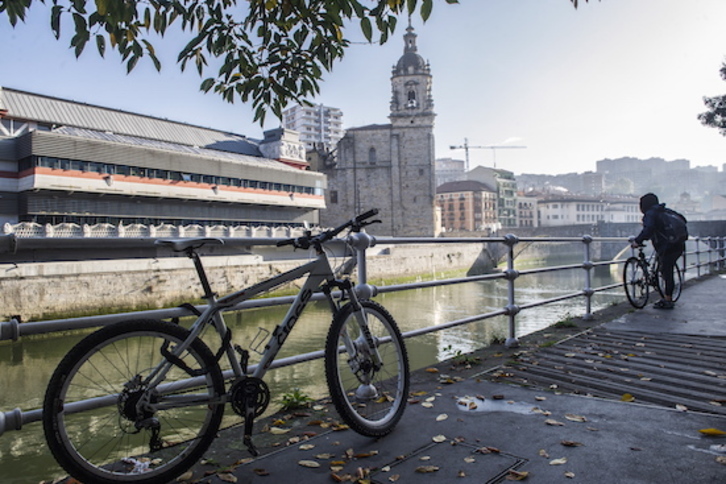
[658,242,685,298]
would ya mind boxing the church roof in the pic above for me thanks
[437,180,496,193]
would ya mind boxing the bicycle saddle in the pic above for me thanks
[155,238,224,252]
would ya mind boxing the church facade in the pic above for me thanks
[320,24,438,236]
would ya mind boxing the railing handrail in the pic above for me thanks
[1,234,724,436]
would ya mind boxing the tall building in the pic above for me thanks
[468,166,518,229]
[0,87,325,227]
[320,22,437,236]
[283,103,344,153]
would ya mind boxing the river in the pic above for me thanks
[0,265,623,483]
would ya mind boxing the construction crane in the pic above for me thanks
[449,138,527,171]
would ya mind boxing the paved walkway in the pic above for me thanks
[193,276,726,483]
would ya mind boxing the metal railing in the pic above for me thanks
[1,233,724,436]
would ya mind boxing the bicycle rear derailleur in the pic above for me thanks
[230,377,270,456]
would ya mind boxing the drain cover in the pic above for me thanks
[370,441,527,484]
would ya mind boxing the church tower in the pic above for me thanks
[389,22,436,128]
[320,22,438,236]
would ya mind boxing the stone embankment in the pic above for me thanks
[0,243,493,321]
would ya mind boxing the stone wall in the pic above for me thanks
[0,243,491,321]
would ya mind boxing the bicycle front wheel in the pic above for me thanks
[325,300,410,437]
[656,263,683,302]
[623,257,649,308]
[43,319,226,484]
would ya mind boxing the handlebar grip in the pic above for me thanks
[276,238,295,247]
[355,208,379,223]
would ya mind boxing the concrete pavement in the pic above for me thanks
[190,274,726,483]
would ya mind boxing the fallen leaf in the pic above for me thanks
[299,460,321,468]
[436,414,448,422]
[218,473,238,483]
[299,444,315,450]
[315,453,335,459]
[415,465,440,473]
[176,471,194,481]
[419,455,431,461]
[425,367,440,373]
[699,428,726,436]
[464,456,476,463]
[716,456,726,465]
[253,468,270,476]
[389,474,401,482]
[561,440,584,447]
[432,434,447,443]
[506,470,530,480]
[550,457,568,465]
[269,426,290,435]
[539,449,550,458]
[458,470,467,477]
[565,413,587,423]
[545,419,565,426]
[620,393,635,402]
[565,471,576,478]
[535,396,547,401]
[421,402,434,408]
[675,404,688,412]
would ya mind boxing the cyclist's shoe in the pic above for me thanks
[653,299,674,310]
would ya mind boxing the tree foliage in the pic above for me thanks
[699,62,726,137]
[1,0,585,125]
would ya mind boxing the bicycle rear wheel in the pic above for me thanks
[656,263,683,302]
[623,257,649,308]
[325,300,409,437]
[43,319,225,484]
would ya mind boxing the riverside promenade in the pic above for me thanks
[184,274,726,484]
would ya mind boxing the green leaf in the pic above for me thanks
[421,0,432,21]
[95,34,105,57]
[360,16,372,42]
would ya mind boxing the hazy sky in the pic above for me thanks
[2,0,726,175]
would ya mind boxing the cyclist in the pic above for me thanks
[631,192,687,309]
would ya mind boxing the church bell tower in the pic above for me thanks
[389,22,436,127]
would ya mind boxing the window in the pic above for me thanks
[330,190,338,204]
[368,147,377,164]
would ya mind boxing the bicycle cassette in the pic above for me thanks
[230,377,270,418]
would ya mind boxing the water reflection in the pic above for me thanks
[0,266,621,483]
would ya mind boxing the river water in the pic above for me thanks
[0,265,623,483]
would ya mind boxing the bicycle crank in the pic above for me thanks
[230,377,271,457]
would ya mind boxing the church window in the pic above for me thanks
[330,190,338,204]
[368,147,377,164]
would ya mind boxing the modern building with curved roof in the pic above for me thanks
[0,87,325,227]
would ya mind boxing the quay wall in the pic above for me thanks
[0,243,491,321]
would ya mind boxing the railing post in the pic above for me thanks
[695,237,702,277]
[347,231,378,300]
[503,234,520,348]
[582,235,594,321]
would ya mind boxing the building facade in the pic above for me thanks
[434,157,466,188]
[436,180,498,233]
[319,23,437,236]
[0,87,325,227]
[538,196,639,227]
[282,103,344,153]
[468,166,518,229]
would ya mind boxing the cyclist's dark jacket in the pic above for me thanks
[633,203,669,253]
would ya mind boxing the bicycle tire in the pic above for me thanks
[324,300,410,437]
[43,319,225,484]
[656,263,683,302]
[623,257,649,308]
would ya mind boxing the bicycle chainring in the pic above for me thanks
[230,377,270,418]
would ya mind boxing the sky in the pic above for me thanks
[1,0,726,175]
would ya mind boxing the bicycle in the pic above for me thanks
[42,209,410,484]
[623,241,683,308]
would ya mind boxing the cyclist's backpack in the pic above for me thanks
[658,208,688,245]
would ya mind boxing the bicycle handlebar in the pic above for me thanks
[276,209,380,250]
